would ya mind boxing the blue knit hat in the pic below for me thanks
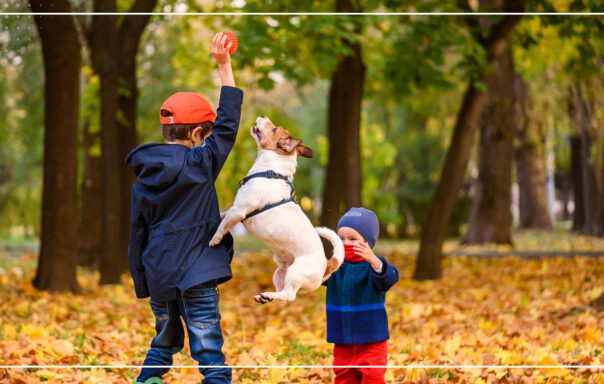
[337,207,379,248]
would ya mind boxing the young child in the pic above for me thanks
[125,33,242,384]
[325,207,399,384]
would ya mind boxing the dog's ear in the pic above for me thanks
[278,137,302,153]
[297,145,314,158]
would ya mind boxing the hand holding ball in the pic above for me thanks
[222,31,238,55]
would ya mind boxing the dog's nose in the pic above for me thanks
[260,115,266,118]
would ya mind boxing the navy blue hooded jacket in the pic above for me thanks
[125,86,243,301]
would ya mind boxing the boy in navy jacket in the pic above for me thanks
[126,33,242,384]
[325,207,399,384]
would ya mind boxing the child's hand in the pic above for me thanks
[352,241,374,261]
[353,241,382,271]
[211,32,232,65]
[211,32,235,87]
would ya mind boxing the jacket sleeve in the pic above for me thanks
[128,190,150,298]
[371,256,399,292]
[193,86,244,180]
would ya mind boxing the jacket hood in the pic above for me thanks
[125,144,189,189]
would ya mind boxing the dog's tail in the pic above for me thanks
[315,226,344,281]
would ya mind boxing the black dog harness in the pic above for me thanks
[239,170,297,220]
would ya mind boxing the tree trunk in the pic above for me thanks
[90,1,123,284]
[320,0,365,229]
[464,46,515,244]
[85,1,157,283]
[513,74,553,230]
[414,5,525,280]
[570,82,604,236]
[117,4,157,280]
[78,122,102,268]
[569,120,585,232]
[30,1,81,292]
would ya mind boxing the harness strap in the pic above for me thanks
[239,170,297,221]
[244,195,297,220]
[239,170,295,196]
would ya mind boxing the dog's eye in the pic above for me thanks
[272,127,277,133]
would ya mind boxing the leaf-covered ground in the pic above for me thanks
[0,231,603,383]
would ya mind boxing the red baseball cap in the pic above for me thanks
[159,92,216,124]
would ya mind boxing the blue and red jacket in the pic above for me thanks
[325,256,399,344]
[125,86,243,302]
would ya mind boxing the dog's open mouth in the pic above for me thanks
[252,126,262,139]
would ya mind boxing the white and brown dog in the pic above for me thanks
[209,116,344,303]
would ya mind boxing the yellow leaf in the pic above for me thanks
[385,368,395,382]
[553,339,579,352]
[406,303,425,320]
[51,339,75,358]
[444,335,461,355]
[537,355,570,377]
[2,323,17,340]
[589,287,604,299]
[14,301,29,317]
[263,354,288,384]
[475,378,487,384]
[297,330,317,344]
[20,323,48,339]
[407,368,421,380]
[495,350,523,365]
[478,318,497,331]
[37,370,57,380]
[577,323,602,344]
[496,370,508,380]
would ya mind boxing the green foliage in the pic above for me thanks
[3,0,604,239]
[513,7,604,182]
[377,16,483,101]
[0,11,44,237]
[525,0,604,79]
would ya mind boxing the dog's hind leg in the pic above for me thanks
[254,256,289,304]
[272,266,286,292]
[254,257,320,303]
[209,207,246,247]
[254,280,300,303]
[271,253,292,292]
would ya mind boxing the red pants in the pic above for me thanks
[333,341,387,384]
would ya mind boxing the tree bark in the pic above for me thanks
[118,3,157,280]
[513,74,552,230]
[89,1,123,284]
[570,82,604,236]
[569,134,585,230]
[87,0,157,284]
[320,0,365,229]
[414,3,525,280]
[30,1,81,292]
[464,46,515,244]
[79,122,103,267]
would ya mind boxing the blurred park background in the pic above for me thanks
[0,0,604,382]
[1,0,604,287]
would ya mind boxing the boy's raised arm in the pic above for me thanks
[202,32,243,180]
[212,32,235,87]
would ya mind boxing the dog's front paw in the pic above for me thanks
[209,233,223,247]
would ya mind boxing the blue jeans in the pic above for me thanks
[137,282,231,383]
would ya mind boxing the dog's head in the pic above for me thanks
[251,116,314,158]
